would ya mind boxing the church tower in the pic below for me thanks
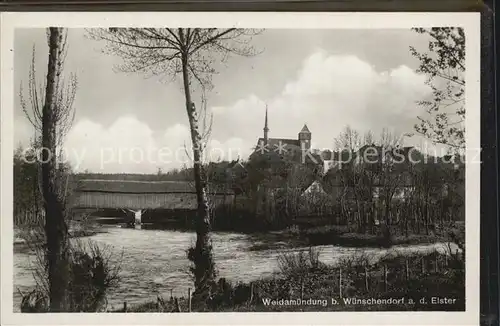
[263,105,269,145]
[298,124,311,151]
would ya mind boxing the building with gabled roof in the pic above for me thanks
[254,105,313,156]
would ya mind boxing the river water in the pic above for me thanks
[13,226,452,311]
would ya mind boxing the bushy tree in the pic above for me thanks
[410,27,465,151]
[88,28,261,301]
[18,27,78,311]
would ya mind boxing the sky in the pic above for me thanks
[14,28,440,173]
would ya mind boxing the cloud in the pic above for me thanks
[206,137,253,163]
[59,116,188,173]
[14,49,434,173]
[63,116,163,173]
[210,50,431,152]
[283,51,379,98]
[57,115,254,173]
[14,117,35,148]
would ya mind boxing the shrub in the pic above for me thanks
[287,224,301,236]
[277,247,324,278]
[337,250,373,270]
[445,230,465,285]
[308,246,322,269]
[66,240,122,312]
[20,237,122,312]
[187,242,217,303]
[20,288,48,312]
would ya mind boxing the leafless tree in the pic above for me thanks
[379,127,402,149]
[333,127,405,233]
[20,44,77,149]
[334,125,362,153]
[19,38,78,223]
[377,128,405,226]
[334,126,369,231]
[87,27,261,301]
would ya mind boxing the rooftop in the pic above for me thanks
[75,179,234,194]
[300,124,311,133]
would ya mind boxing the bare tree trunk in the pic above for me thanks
[43,27,69,312]
[181,51,215,301]
[416,201,421,234]
[33,172,39,225]
[355,199,363,233]
[424,191,430,235]
[370,200,376,234]
[404,203,409,238]
[384,196,390,225]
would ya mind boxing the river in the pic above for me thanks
[13,226,453,311]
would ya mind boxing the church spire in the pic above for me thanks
[300,124,311,133]
[263,104,269,145]
[298,122,312,151]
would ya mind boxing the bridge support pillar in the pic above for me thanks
[134,210,142,228]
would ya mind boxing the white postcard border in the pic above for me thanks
[1,11,481,326]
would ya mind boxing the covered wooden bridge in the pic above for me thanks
[70,179,234,224]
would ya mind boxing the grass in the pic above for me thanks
[113,248,465,313]
[14,222,97,238]
[14,220,104,249]
[301,224,460,248]
[19,239,122,313]
[238,223,462,252]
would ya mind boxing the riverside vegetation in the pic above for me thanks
[110,239,465,312]
[19,227,465,313]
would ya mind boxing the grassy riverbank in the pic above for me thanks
[301,224,458,247]
[246,223,463,251]
[143,215,464,251]
[14,219,462,254]
[115,248,464,312]
[91,205,463,250]
[14,220,105,249]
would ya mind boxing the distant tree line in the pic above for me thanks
[323,127,465,238]
[14,140,43,227]
[14,138,73,228]
[14,128,464,240]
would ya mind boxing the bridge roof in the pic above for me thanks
[76,179,234,194]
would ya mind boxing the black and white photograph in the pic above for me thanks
[1,12,480,325]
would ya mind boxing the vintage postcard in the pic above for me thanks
[1,12,480,325]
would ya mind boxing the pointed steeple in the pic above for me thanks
[298,123,312,151]
[300,124,311,133]
[263,104,269,144]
